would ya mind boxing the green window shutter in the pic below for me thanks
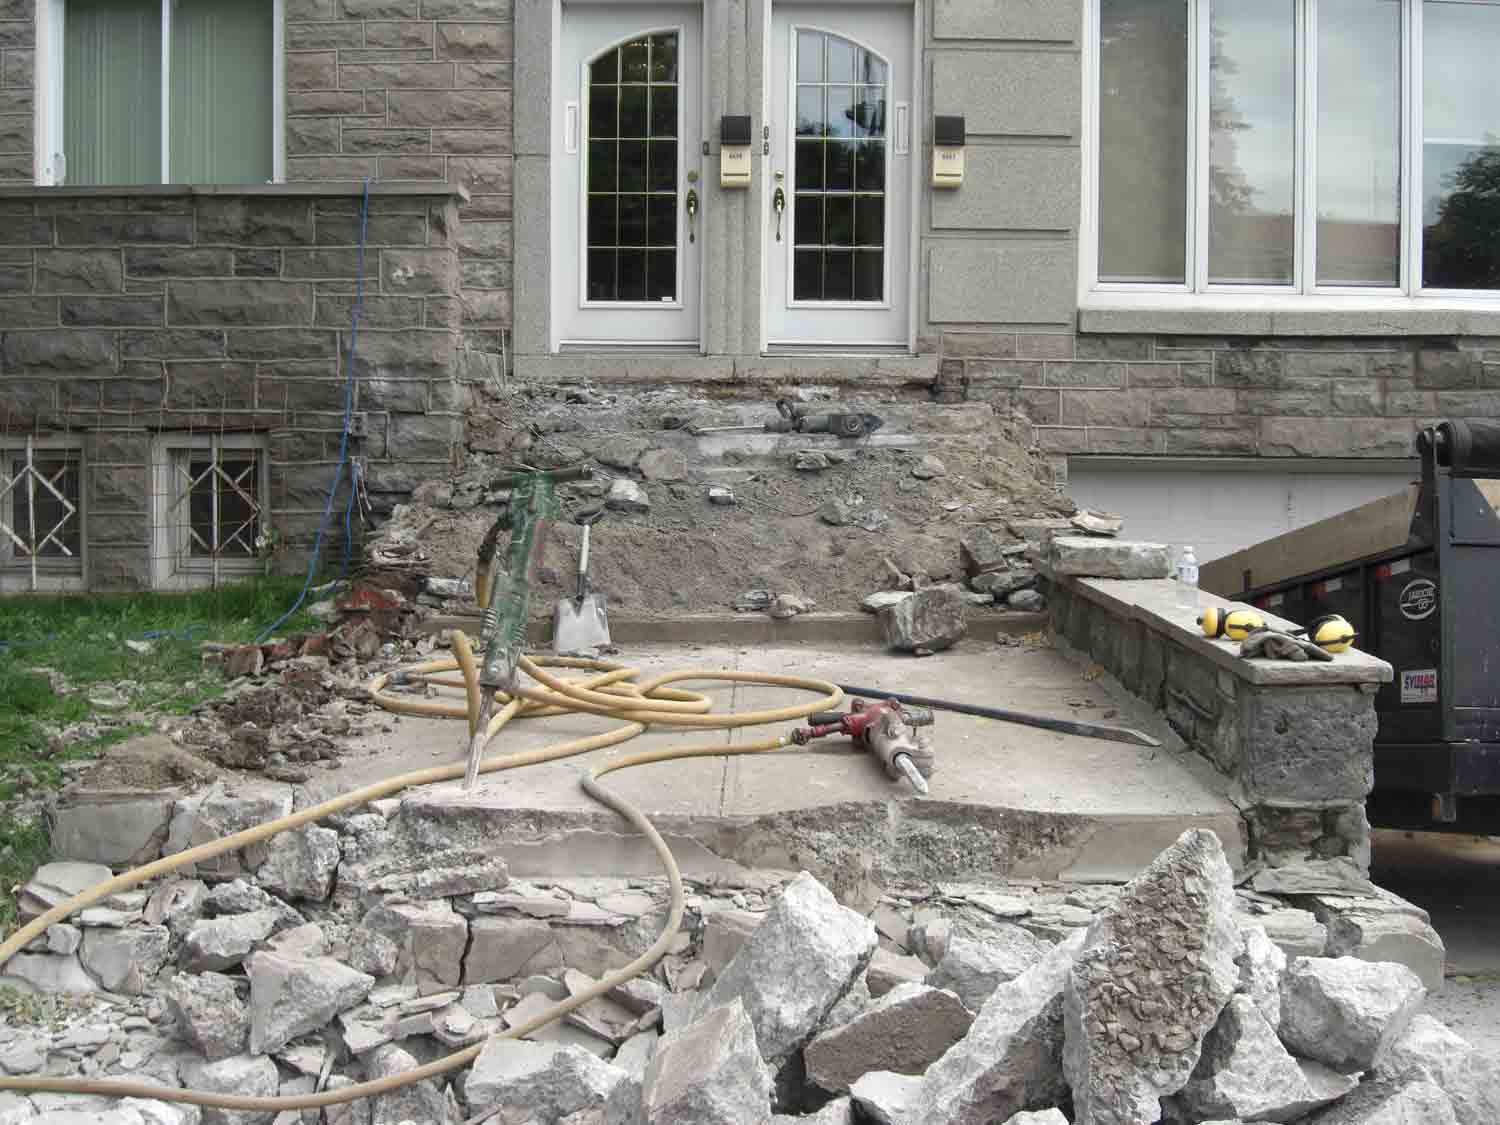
[170,0,274,184]
[63,0,162,185]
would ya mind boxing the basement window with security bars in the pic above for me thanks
[151,435,267,589]
[0,440,84,593]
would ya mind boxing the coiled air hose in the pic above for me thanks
[0,647,843,1114]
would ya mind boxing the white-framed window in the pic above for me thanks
[150,434,269,590]
[1084,0,1500,303]
[34,0,285,186]
[0,438,85,593]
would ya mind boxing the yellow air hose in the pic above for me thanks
[0,649,843,1114]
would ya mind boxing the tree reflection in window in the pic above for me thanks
[587,32,678,302]
[792,30,887,301]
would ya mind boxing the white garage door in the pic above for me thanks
[1066,459,1418,563]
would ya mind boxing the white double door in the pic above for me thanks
[554,0,911,350]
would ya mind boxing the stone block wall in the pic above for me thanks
[0,0,30,185]
[1048,575,1388,870]
[0,185,464,591]
[936,332,1499,463]
[283,0,513,368]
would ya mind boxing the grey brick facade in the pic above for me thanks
[0,187,463,590]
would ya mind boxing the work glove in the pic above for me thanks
[1238,627,1334,663]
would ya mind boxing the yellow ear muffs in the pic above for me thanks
[1306,614,1356,654]
[1198,606,1265,641]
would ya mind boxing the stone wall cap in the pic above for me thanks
[1059,574,1394,686]
[0,182,470,202]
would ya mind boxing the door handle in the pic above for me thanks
[685,188,698,244]
[772,184,786,241]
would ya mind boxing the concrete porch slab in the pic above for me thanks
[335,642,1245,886]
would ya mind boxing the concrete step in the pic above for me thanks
[336,643,1246,887]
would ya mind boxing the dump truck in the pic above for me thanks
[1201,420,1500,833]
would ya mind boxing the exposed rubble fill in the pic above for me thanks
[3,831,1494,1124]
[363,380,1075,618]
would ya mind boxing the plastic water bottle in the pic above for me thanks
[1176,545,1200,611]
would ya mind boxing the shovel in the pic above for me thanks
[553,508,612,654]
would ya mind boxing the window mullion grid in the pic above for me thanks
[1192,0,1211,292]
[1298,0,1316,295]
[159,0,171,184]
[1405,0,1422,296]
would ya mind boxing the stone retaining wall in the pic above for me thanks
[1047,573,1391,871]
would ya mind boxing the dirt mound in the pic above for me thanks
[77,734,222,791]
[369,414,1072,618]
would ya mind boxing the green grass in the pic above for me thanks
[0,576,323,933]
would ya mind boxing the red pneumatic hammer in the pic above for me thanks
[792,698,936,794]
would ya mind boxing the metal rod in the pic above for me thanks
[835,683,1163,748]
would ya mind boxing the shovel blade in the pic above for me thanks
[553,594,611,654]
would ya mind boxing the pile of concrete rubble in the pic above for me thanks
[2,827,1492,1124]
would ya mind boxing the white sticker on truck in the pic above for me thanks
[1400,668,1438,704]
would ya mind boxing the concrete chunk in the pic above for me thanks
[867,948,928,998]
[166,971,250,1060]
[254,825,340,902]
[465,1039,631,1120]
[849,1071,922,1125]
[1237,925,1287,1030]
[1064,829,1241,1125]
[179,1053,278,1125]
[642,999,773,1124]
[1169,995,1358,1122]
[916,929,1086,1124]
[1278,956,1426,1073]
[1002,1113,1069,1125]
[365,1042,447,1125]
[180,910,279,972]
[464,916,563,984]
[165,781,294,878]
[48,790,176,867]
[1048,536,1172,579]
[1375,1014,1500,1125]
[1297,1077,1458,1124]
[79,925,169,994]
[16,861,113,919]
[772,1097,855,1124]
[700,872,877,1065]
[0,952,99,995]
[925,929,1051,1013]
[805,982,972,1094]
[880,585,967,653]
[246,951,374,1056]
[1320,909,1446,993]
[361,899,468,995]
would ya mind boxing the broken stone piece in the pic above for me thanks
[699,871,877,1065]
[805,982,972,1094]
[1168,994,1358,1123]
[1277,955,1426,1073]
[1063,828,1241,1125]
[255,825,341,903]
[606,478,650,512]
[16,861,113,920]
[246,951,374,1056]
[641,998,773,1124]
[179,1053,278,1125]
[179,910,279,973]
[465,1038,633,1120]
[849,1070,923,1125]
[1375,1013,1500,1125]
[1047,536,1172,580]
[166,971,250,1061]
[1071,509,1123,536]
[80,925,170,994]
[925,929,1051,1013]
[880,584,967,654]
[638,448,688,482]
